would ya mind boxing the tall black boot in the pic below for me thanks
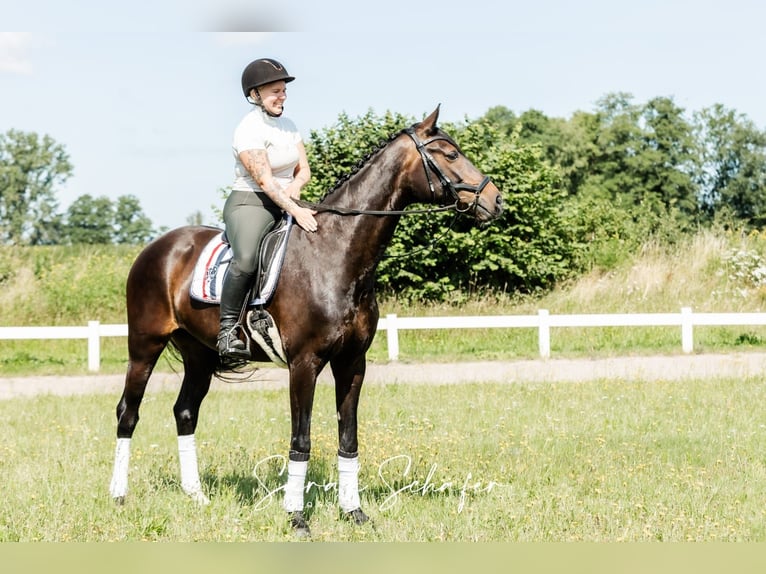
[217,262,255,360]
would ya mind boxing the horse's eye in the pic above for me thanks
[446,151,460,161]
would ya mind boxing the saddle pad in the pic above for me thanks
[190,215,293,306]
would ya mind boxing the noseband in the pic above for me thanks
[404,127,491,213]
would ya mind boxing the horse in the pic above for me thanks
[108,106,503,536]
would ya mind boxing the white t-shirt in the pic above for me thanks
[231,106,303,192]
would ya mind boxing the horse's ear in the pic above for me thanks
[420,105,441,136]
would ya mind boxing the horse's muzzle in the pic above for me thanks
[464,184,503,223]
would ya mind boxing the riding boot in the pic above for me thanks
[217,262,255,360]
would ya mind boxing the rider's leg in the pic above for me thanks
[217,191,280,359]
[217,260,254,358]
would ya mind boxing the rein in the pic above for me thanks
[294,199,457,216]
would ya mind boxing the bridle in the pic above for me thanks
[295,127,492,217]
[404,127,491,214]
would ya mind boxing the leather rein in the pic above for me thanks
[295,128,491,217]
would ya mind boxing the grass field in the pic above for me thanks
[3,228,766,544]
[2,376,766,542]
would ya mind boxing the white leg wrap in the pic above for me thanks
[283,459,308,513]
[178,434,210,505]
[338,453,361,513]
[109,437,131,499]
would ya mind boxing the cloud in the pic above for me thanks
[0,32,34,74]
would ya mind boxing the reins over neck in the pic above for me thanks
[294,199,457,216]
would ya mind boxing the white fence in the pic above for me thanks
[2,308,766,371]
[0,321,128,372]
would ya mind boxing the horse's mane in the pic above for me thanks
[318,127,409,203]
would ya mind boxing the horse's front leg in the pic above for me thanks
[331,355,369,525]
[284,361,320,536]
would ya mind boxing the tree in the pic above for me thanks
[113,195,155,244]
[0,129,72,245]
[186,210,205,226]
[558,93,698,232]
[638,96,697,216]
[64,193,156,244]
[64,194,115,244]
[693,104,766,225]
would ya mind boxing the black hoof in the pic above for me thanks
[289,511,311,538]
[113,496,125,506]
[344,508,369,525]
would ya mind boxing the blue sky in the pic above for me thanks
[2,0,765,230]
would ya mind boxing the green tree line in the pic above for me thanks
[2,93,765,301]
[0,129,157,245]
[302,95,766,300]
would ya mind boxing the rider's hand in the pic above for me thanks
[292,206,318,233]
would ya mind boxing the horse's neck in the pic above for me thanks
[324,148,407,213]
[320,153,406,272]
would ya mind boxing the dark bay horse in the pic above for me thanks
[108,106,503,535]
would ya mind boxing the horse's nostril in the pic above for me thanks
[496,195,503,206]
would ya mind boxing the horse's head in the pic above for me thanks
[405,106,503,223]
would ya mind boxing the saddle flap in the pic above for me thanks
[190,213,294,306]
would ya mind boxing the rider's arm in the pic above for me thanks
[284,142,311,200]
[239,148,296,212]
[239,148,317,232]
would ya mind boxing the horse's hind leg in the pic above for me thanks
[172,332,217,505]
[109,333,168,503]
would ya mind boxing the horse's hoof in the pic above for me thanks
[289,511,311,538]
[113,496,125,506]
[344,508,369,525]
[187,490,211,506]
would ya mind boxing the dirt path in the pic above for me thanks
[2,352,766,399]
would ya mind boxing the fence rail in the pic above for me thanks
[2,308,766,371]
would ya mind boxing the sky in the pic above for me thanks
[2,0,765,231]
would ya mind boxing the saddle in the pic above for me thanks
[190,213,293,307]
[190,214,293,367]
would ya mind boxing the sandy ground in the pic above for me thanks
[2,352,766,399]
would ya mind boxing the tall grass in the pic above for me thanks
[2,378,766,541]
[3,229,766,375]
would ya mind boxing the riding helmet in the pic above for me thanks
[241,58,295,99]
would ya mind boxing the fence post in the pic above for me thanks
[681,307,693,353]
[88,320,100,372]
[538,309,551,358]
[386,313,399,361]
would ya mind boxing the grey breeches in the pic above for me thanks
[223,190,281,275]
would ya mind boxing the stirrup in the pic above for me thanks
[217,324,250,359]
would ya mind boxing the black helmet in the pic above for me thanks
[241,58,295,99]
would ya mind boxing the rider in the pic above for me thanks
[217,58,318,360]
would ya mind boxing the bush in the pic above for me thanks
[305,111,575,301]
[0,244,140,325]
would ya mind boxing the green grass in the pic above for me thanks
[2,377,766,541]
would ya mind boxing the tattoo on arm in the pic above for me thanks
[240,149,295,212]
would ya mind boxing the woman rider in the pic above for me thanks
[218,58,318,360]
